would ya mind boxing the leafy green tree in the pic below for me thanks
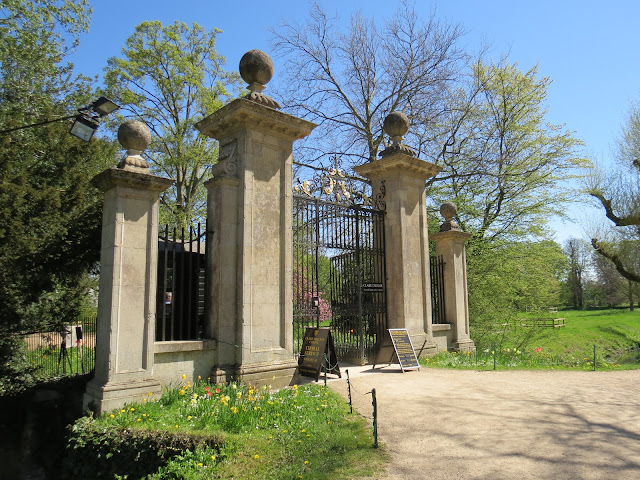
[104,21,243,228]
[430,61,586,242]
[466,240,567,349]
[0,0,117,389]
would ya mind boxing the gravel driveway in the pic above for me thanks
[327,366,640,480]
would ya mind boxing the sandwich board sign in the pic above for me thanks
[387,328,420,372]
[298,327,341,381]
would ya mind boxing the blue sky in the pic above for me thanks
[71,0,640,242]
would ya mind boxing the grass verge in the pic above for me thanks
[64,380,384,479]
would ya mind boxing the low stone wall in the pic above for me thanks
[153,340,217,386]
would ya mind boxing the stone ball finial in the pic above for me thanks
[239,50,274,88]
[383,111,410,139]
[440,201,457,221]
[439,201,459,231]
[238,50,281,109]
[379,111,416,158]
[117,120,151,153]
[116,120,151,172]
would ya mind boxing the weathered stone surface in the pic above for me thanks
[431,229,474,352]
[117,119,151,151]
[84,167,171,414]
[355,153,440,354]
[116,120,152,172]
[202,94,315,386]
[196,98,315,141]
[383,111,410,137]
[239,49,274,86]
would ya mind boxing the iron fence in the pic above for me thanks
[430,255,447,324]
[293,195,387,364]
[19,316,96,377]
[157,223,208,341]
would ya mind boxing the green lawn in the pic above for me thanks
[530,308,640,364]
[425,307,640,370]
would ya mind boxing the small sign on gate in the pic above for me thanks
[298,328,341,381]
[362,283,384,292]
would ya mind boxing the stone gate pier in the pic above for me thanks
[195,50,316,387]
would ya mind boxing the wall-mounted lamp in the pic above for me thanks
[0,96,120,142]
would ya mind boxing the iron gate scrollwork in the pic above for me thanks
[293,195,387,364]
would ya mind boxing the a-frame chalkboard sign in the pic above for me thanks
[298,328,341,381]
[385,328,420,372]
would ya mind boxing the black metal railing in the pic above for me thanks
[430,255,447,324]
[157,223,207,341]
[18,316,97,377]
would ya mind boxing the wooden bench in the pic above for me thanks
[519,317,565,328]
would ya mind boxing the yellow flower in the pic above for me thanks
[210,455,216,461]
[231,384,237,390]
[148,392,153,396]
[137,418,141,422]
[197,462,203,467]
[187,416,192,420]
[179,390,186,396]
[254,454,260,460]
[182,374,187,380]
[301,429,306,433]
[109,414,115,418]
[130,407,135,412]
[304,460,309,464]
[120,409,125,413]
[198,375,201,380]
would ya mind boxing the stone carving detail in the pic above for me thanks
[211,139,238,177]
[239,50,282,110]
[374,180,386,211]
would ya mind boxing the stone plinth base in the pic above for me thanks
[452,340,476,353]
[83,378,162,415]
[210,360,299,389]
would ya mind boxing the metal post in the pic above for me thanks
[371,388,378,448]
[493,342,497,371]
[346,369,353,414]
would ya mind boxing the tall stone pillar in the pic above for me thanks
[354,112,441,356]
[84,121,173,413]
[431,202,475,352]
[196,50,316,387]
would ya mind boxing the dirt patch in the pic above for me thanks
[328,367,640,479]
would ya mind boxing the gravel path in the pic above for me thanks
[327,366,640,480]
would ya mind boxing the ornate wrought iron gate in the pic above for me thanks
[293,195,387,364]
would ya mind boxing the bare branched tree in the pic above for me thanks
[271,1,468,167]
[587,101,640,282]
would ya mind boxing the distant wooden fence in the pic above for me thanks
[520,317,565,328]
